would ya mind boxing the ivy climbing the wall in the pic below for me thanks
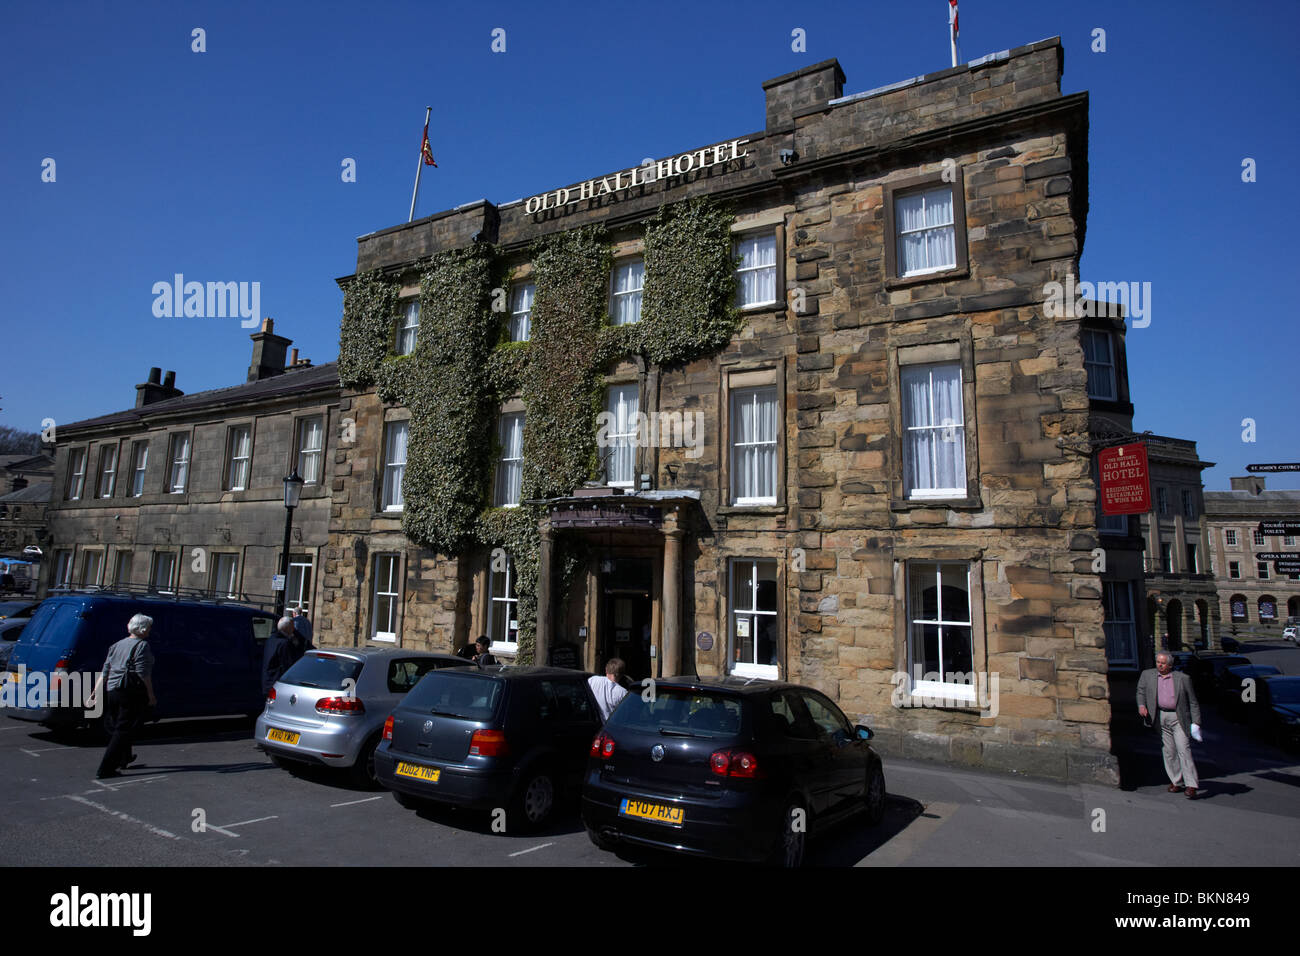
[335,195,742,663]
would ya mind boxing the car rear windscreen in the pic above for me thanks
[607,688,744,737]
[404,671,503,721]
[281,653,363,690]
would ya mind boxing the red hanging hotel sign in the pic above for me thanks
[1098,443,1151,515]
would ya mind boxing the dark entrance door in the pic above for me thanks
[600,557,654,683]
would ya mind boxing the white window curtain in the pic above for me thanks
[896,187,956,276]
[604,385,638,487]
[228,427,251,490]
[298,417,323,484]
[735,234,776,307]
[97,446,118,498]
[131,442,148,497]
[169,435,190,493]
[730,386,778,503]
[1103,581,1137,667]
[495,413,524,507]
[902,364,965,497]
[383,422,408,511]
[398,300,420,355]
[611,260,645,325]
[510,284,534,342]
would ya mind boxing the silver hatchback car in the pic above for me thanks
[256,648,474,786]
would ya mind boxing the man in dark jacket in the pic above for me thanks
[262,616,311,696]
[472,636,496,667]
[87,613,157,779]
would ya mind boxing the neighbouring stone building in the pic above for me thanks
[319,37,1128,783]
[0,453,55,590]
[1205,476,1300,634]
[1136,436,1220,653]
[38,321,339,615]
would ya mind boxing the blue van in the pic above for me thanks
[1,593,277,731]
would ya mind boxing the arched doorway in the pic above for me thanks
[1166,599,1183,650]
[1195,599,1210,649]
[1289,596,1300,621]
[1258,595,1278,628]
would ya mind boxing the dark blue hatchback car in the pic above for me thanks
[581,676,885,866]
[2,592,276,730]
[376,665,601,831]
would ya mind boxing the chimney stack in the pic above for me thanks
[11,476,27,493]
[248,317,292,382]
[1230,476,1267,496]
[135,367,183,407]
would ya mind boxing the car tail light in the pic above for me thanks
[469,729,510,757]
[710,749,763,779]
[382,716,393,741]
[316,696,365,715]
[590,731,616,759]
[266,687,277,702]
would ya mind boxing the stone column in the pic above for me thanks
[536,522,554,667]
[662,516,683,679]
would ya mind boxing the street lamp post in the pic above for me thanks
[276,470,305,618]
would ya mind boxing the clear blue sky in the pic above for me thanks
[3,0,1296,490]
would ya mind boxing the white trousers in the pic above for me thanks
[1160,711,1199,789]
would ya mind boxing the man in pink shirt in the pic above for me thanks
[1136,651,1203,799]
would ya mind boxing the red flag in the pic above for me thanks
[949,0,958,38]
[421,120,437,167]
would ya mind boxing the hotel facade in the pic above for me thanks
[317,38,1131,784]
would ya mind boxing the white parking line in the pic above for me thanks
[64,795,182,841]
[331,795,384,808]
[19,745,66,756]
[508,842,554,858]
[203,815,278,838]
[89,775,168,791]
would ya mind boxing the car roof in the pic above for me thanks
[1261,674,1300,684]
[38,592,273,614]
[309,647,466,663]
[654,675,801,695]
[441,665,592,681]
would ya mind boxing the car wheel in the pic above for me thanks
[268,753,297,773]
[767,800,806,868]
[585,824,616,852]
[393,790,425,811]
[864,764,887,826]
[509,768,557,832]
[349,735,381,789]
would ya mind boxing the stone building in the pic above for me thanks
[1204,476,1300,634]
[0,453,55,590]
[39,321,339,616]
[1134,436,1220,653]
[321,37,1124,783]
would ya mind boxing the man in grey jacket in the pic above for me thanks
[87,613,157,779]
[1136,651,1203,799]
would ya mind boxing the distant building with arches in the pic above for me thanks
[1205,476,1300,636]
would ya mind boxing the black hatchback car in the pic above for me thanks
[581,677,885,866]
[375,665,600,831]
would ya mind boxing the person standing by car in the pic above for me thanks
[1137,651,1203,799]
[588,657,629,723]
[262,616,305,696]
[472,636,497,667]
[87,613,157,779]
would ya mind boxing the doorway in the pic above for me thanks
[600,557,654,683]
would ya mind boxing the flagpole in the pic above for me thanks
[949,3,958,67]
[409,106,432,223]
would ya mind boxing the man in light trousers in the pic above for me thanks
[1136,651,1203,799]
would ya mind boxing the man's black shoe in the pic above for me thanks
[96,771,121,779]
[119,754,138,769]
